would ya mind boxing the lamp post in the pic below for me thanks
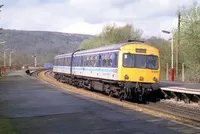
[3,48,9,73]
[32,53,37,69]
[162,30,174,81]
[9,50,14,67]
[4,48,9,67]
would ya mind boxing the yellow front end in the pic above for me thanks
[118,44,160,83]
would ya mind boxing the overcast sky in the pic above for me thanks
[0,0,192,38]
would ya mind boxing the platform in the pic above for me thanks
[0,71,199,134]
[160,81,200,95]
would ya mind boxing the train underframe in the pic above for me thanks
[54,73,159,102]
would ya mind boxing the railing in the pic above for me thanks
[0,66,16,77]
[165,63,185,82]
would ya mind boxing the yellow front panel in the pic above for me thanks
[117,44,160,83]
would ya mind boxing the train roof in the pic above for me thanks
[55,40,156,58]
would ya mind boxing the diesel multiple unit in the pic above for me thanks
[53,40,160,101]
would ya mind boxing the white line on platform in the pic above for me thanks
[161,87,200,95]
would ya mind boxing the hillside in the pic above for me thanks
[0,29,93,67]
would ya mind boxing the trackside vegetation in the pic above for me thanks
[79,1,200,83]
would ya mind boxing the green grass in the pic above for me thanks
[0,117,18,134]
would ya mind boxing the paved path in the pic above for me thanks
[0,71,199,134]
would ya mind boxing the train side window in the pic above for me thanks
[67,57,70,66]
[115,53,118,67]
[91,56,95,67]
[78,56,81,67]
[77,57,79,67]
[94,56,98,67]
[86,56,88,66]
[58,58,60,66]
[90,56,93,67]
[107,54,112,67]
[90,56,92,67]
[85,56,87,66]
[102,55,107,67]
[56,59,58,66]
[97,56,99,67]
[57,59,59,66]
[74,57,77,67]
[72,57,75,66]
[62,58,64,66]
[63,58,65,66]
[75,57,77,67]
[69,57,71,66]
[59,58,61,66]
[58,58,61,66]
[83,56,86,66]
[111,52,118,67]
[64,57,67,66]
[85,57,87,66]
[80,56,83,67]
[98,55,102,67]
[88,56,91,67]
[78,56,80,67]
[54,59,56,66]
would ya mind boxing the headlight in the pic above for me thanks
[153,77,157,82]
[139,76,144,81]
[124,74,129,80]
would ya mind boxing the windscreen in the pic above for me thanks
[123,53,158,69]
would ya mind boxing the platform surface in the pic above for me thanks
[0,71,199,134]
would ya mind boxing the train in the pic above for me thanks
[53,40,160,101]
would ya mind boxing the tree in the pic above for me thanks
[146,37,171,79]
[177,0,200,82]
[79,23,143,49]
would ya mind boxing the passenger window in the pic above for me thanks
[63,58,65,66]
[92,56,95,67]
[86,56,89,66]
[99,55,102,67]
[58,58,61,66]
[64,58,67,66]
[76,57,78,67]
[77,57,80,67]
[94,56,98,67]
[69,58,71,66]
[80,56,82,67]
[54,59,56,66]
[67,58,69,66]
[83,56,86,66]
[108,55,112,67]
[102,55,107,67]
[90,56,92,67]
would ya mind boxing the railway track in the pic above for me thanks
[36,69,200,128]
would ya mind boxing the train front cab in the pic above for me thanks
[118,43,160,92]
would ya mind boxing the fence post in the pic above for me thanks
[4,67,6,73]
[182,63,185,82]
[166,63,169,80]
